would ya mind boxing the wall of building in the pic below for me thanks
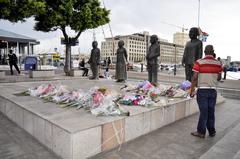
[173,32,189,46]
[101,31,184,64]
[160,41,184,64]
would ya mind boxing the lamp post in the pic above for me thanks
[198,0,201,27]
[173,44,177,76]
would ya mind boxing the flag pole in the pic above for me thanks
[198,0,200,27]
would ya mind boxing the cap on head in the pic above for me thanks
[204,45,214,55]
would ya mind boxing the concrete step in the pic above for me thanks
[199,122,240,159]
[218,88,240,99]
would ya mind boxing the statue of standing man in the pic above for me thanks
[146,35,160,86]
[182,27,203,81]
[88,41,100,80]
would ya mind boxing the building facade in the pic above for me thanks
[101,31,184,64]
[101,31,149,63]
[159,41,184,64]
[0,29,39,65]
[173,32,189,46]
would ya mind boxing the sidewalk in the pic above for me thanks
[0,112,59,159]
[91,98,240,159]
[1,98,239,159]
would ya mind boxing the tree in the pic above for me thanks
[0,0,110,76]
[0,0,44,22]
[34,0,110,75]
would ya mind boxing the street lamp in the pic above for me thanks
[173,44,177,76]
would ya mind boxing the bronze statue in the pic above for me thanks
[115,40,128,82]
[146,35,160,85]
[182,27,203,81]
[88,41,100,80]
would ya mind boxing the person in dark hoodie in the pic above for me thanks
[8,49,20,75]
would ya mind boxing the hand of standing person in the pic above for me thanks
[189,88,196,98]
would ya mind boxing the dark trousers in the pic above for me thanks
[10,63,20,75]
[223,70,227,80]
[81,68,88,76]
[185,64,193,81]
[196,89,217,135]
[147,63,158,84]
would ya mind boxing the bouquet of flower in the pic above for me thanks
[28,84,55,97]
[91,95,130,116]
[180,80,191,91]
[172,89,189,98]
[148,87,161,102]
[40,84,68,101]
[118,94,154,107]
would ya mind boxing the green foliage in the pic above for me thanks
[0,0,44,22]
[0,0,110,74]
[34,0,110,38]
[0,0,110,37]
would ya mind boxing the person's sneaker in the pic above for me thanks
[191,131,205,138]
[209,133,216,137]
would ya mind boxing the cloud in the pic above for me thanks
[1,0,240,60]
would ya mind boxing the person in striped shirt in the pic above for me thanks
[190,45,222,138]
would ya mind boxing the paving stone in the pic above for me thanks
[0,112,59,159]
[91,99,240,159]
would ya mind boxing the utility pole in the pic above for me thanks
[198,0,201,27]
[173,44,177,76]
[93,29,96,41]
[102,0,115,60]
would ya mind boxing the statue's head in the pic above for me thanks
[118,40,124,47]
[204,45,214,56]
[150,35,158,44]
[9,49,13,54]
[92,41,98,48]
[189,27,199,39]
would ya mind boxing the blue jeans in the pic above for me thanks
[196,89,217,135]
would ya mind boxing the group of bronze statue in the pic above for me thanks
[87,27,203,84]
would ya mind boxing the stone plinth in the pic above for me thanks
[0,71,5,78]
[69,70,83,77]
[0,80,225,159]
[29,70,55,78]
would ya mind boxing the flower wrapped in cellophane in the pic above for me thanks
[28,84,55,97]
[91,95,129,116]
[118,94,155,107]
[19,84,130,116]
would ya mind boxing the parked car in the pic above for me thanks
[227,66,238,72]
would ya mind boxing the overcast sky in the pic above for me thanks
[0,0,240,60]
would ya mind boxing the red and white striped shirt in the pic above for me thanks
[192,55,222,88]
